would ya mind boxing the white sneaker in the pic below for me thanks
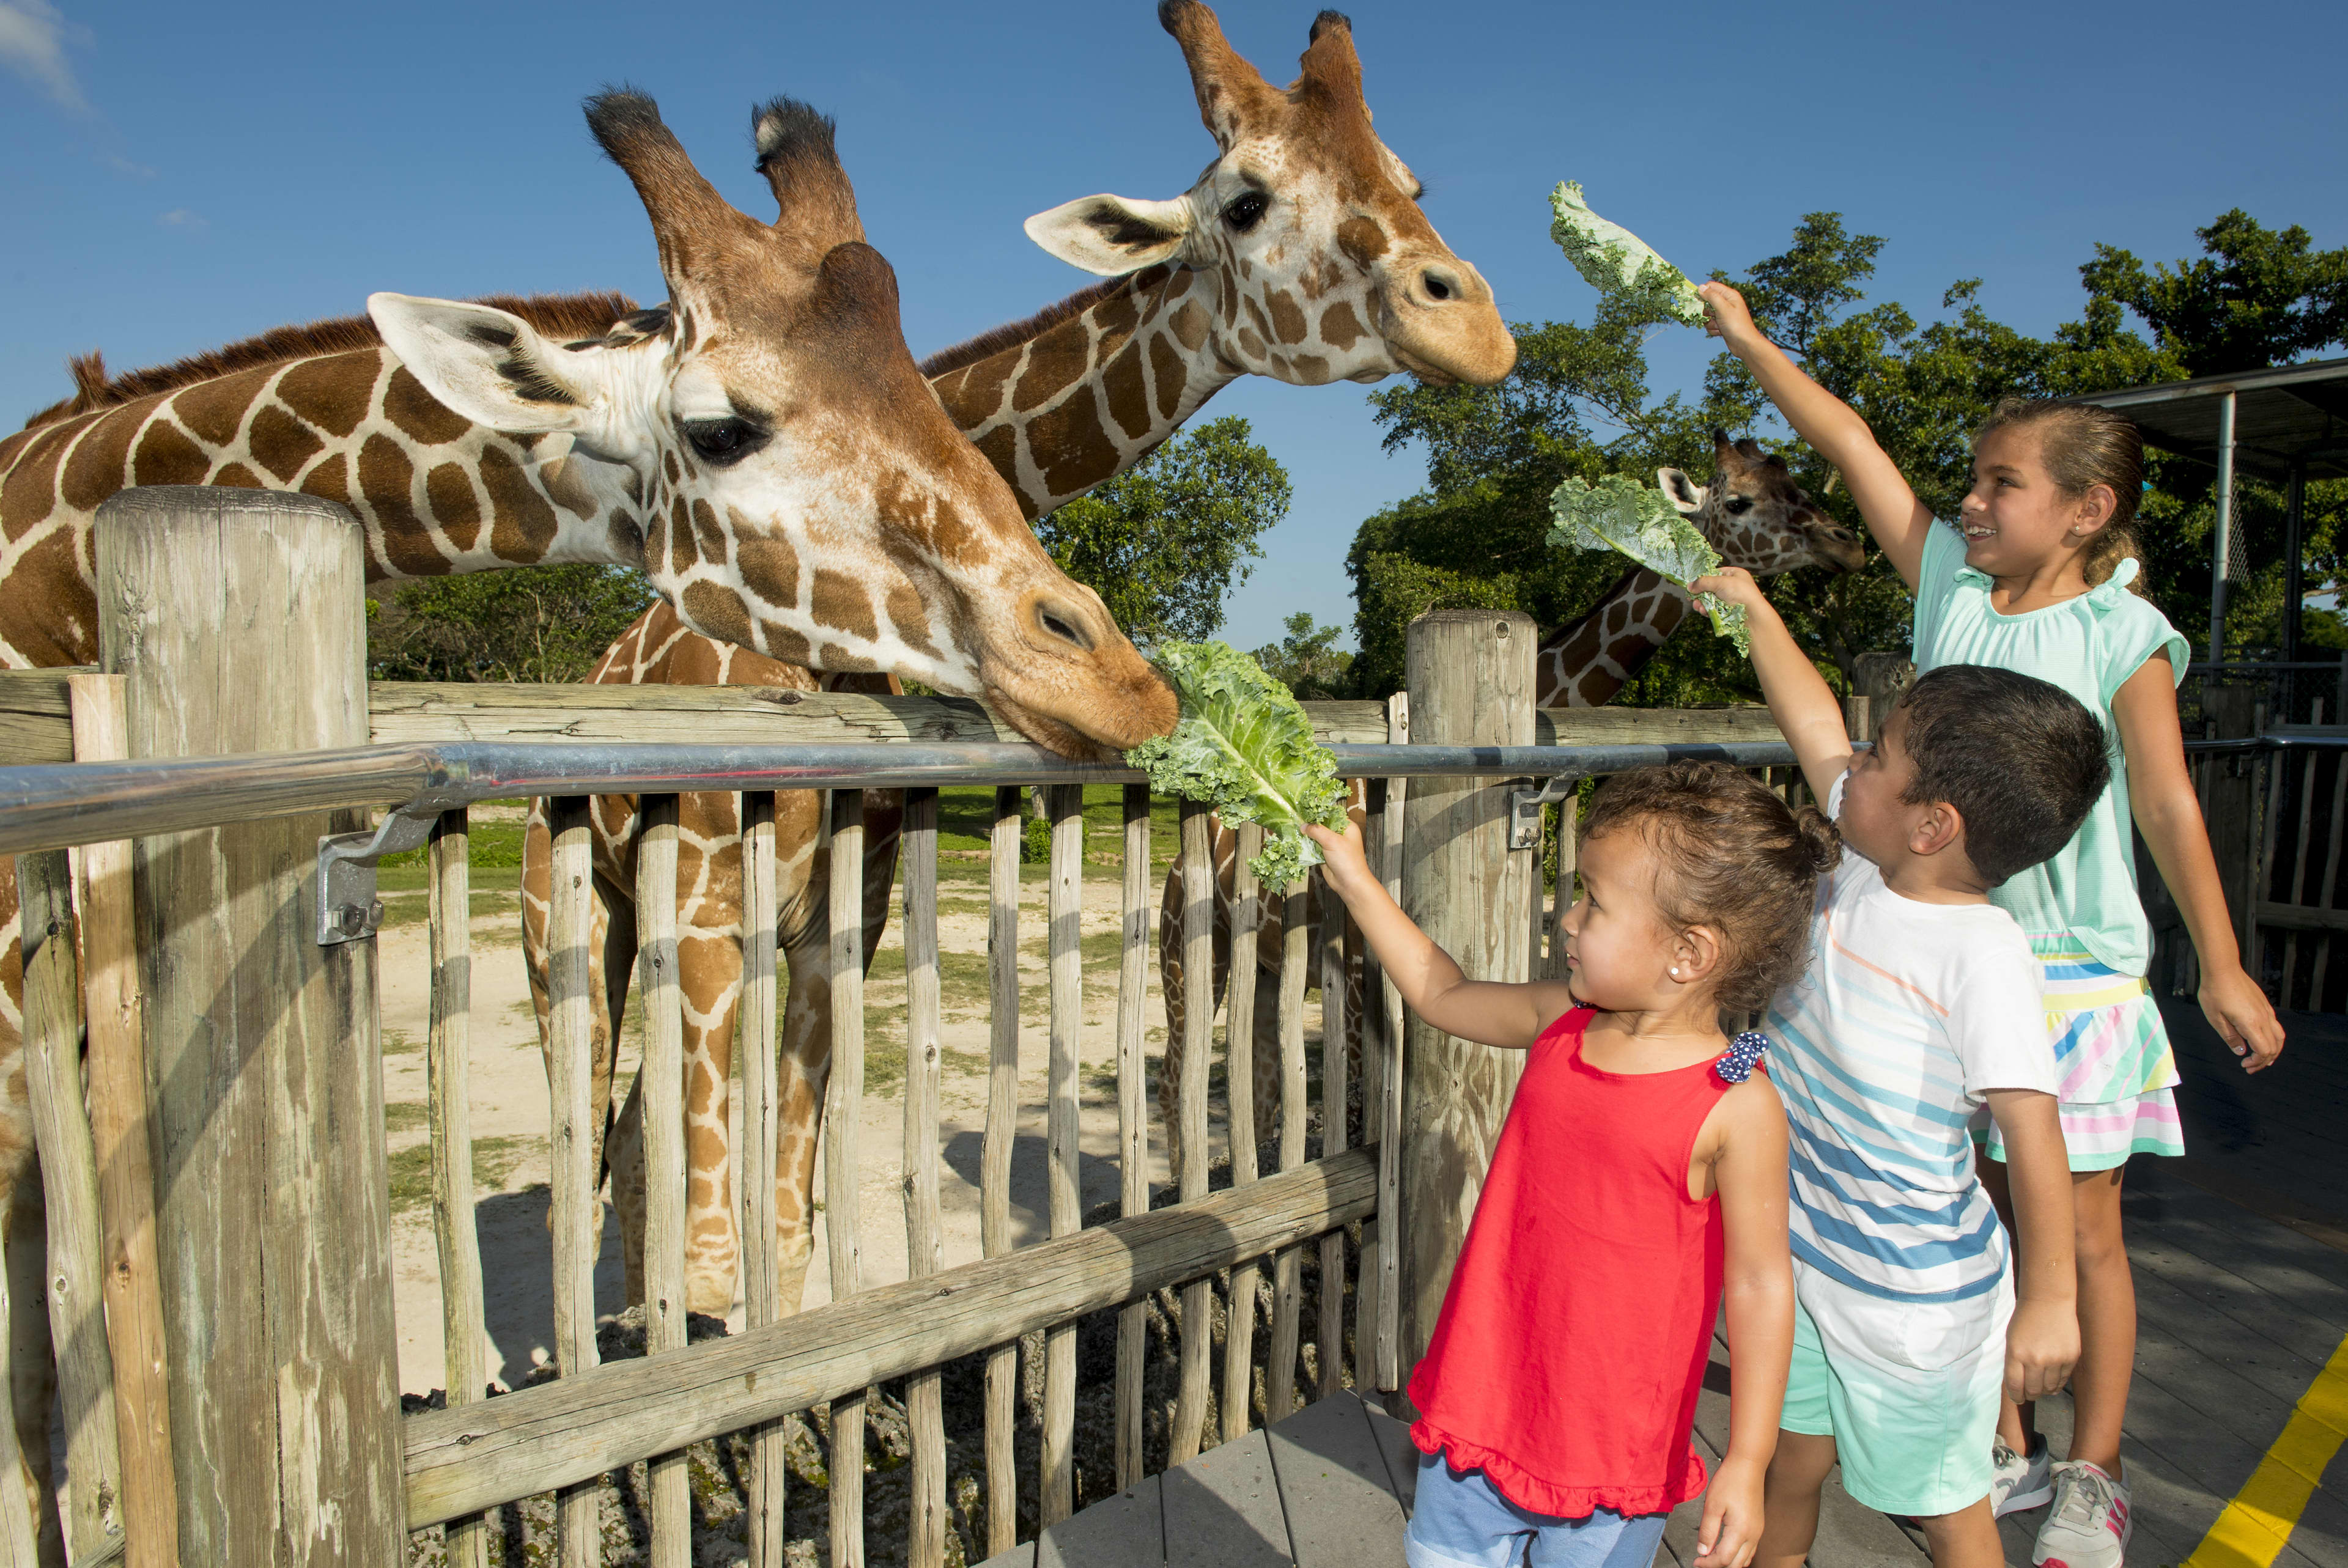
[2034,1460,2132,1568]
[1992,1436,2054,1516]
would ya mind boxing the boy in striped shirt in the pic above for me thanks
[1693,569,2106,1568]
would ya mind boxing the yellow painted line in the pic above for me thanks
[2182,1328,2348,1568]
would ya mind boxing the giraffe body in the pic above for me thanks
[0,87,1175,1556]
[1155,435,1866,1178]
[534,0,1521,1322]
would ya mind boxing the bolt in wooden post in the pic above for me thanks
[94,487,402,1565]
[1397,611,1536,1385]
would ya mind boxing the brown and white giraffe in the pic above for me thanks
[1156,433,1865,1177]
[522,0,1520,1320]
[0,88,1176,1558]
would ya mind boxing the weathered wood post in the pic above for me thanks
[1397,611,1536,1382]
[2204,683,2263,966]
[94,487,403,1564]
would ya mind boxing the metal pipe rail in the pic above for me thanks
[0,736,1803,858]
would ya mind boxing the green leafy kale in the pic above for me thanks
[1125,641,1349,889]
[1548,181,1708,328]
[1547,474,1750,657]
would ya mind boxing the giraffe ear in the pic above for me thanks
[1023,194,1194,276]
[1656,467,1706,517]
[370,293,609,434]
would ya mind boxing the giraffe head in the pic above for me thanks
[371,90,1173,758]
[1021,3,1515,391]
[1658,432,1866,576]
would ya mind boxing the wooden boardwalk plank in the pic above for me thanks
[1162,1426,1291,1567]
[1362,1397,1419,1517]
[1264,1394,1408,1567]
[2021,1392,2271,1568]
[1035,1474,1162,1568]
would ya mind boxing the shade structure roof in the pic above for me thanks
[2068,356,2348,482]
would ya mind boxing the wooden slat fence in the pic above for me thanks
[1,661,1829,1567]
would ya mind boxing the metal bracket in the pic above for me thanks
[1508,776,1584,851]
[316,803,444,946]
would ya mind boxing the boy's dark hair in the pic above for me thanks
[1581,760,1840,1014]
[1895,664,2111,886]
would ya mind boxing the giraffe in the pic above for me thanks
[1156,433,1866,1177]
[523,0,1520,1320]
[0,88,1178,1559]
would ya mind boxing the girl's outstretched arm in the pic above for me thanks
[1304,817,1577,1050]
[2112,655,2286,1070]
[1698,1077,1793,1568]
[1691,568,1853,803]
[1700,281,1936,592]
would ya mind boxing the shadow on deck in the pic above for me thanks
[981,1001,2348,1568]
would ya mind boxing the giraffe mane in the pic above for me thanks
[917,273,1143,378]
[21,290,642,430]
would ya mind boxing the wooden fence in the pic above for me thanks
[0,497,1814,1568]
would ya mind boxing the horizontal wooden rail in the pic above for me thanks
[0,669,1785,760]
[402,1145,1381,1528]
[2253,899,2348,933]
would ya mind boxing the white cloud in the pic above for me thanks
[0,0,84,112]
[157,208,207,231]
[102,151,155,180]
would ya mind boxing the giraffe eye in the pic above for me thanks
[1723,496,1754,515]
[679,416,765,466]
[1222,191,1269,232]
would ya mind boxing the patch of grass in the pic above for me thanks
[385,1133,544,1215]
[383,1102,429,1135]
[382,1028,422,1056]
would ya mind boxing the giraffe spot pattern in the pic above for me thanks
[171,364,275,448]
[1102,339,1152,443]
[1,418,83,534]
[61,403,144,512]
[1291,353,1330,384]
[1027,391,1121,500]
[1168,298,1210,352]
[481,443,559,562]
[1011,320,1090,416]
[248,403,325,483]
[690,498,728,568]
[735,530,800,609]
[383,366,473,447]
[213,462,267,490]
[131,421,208,488]
[1320,300,1364,352]
[665,495,696,575]
[274,354,373,440]
[1237,326,1268,361]
[426,462,482,553]
[358,433,449,576]
[809,568,877,641]
[971,425,1025,517]
[885,581,939,659]
[1149,333,1188,421]
[1336,216,1389,268]
[1266,290,1309,345]
[681,581,755,650]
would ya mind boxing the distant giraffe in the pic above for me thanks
[528,0,1520,1319]
[1157,434,1864,1177]
[0,89,1176,1559]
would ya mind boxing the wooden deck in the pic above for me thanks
[982,1001,2348,1567]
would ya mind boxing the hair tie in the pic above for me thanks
[1715,1031,1768,1084]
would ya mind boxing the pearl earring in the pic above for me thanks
[1670,966,1680,977]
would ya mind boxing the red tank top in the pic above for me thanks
[1408,1007,1739,1519]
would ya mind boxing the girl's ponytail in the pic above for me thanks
[1976,397,2150,597]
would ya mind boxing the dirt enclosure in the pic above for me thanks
[378,805,1357,1566]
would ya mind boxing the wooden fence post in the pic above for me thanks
[2204,683,2263,971]
[94,487,402,1566]
[1397,611,1536,1384]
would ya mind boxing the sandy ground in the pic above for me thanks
[377,831,1293,1399]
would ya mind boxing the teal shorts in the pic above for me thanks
[1781,1265,2012,1517]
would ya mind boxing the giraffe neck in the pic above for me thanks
[1535,567,1699,709]
[925,265,1242,521]
[0,345,643,668]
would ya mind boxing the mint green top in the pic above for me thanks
[1910,523,2190,976]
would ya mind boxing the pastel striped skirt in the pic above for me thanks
[1979,936,2185,1171]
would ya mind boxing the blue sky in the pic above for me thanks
[5,0,2342,653]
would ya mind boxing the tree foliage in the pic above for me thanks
[367,565,657,683]
[1349,208,2348,698]
[1252,611,1355,700]
[1036,416,1289,649]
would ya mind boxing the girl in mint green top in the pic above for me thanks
[1702,278,2283,1559]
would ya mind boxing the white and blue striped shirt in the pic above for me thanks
[1766,796,2057,1303]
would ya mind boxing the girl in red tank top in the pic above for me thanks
[1308,762,1826,1568]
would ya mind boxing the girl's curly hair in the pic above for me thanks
[1580,760,1839,1014]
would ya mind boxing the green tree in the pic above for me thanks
[2081,211,2348,379]
[1252,611,1355,699]
[367,565,657,682]
[1035,416,1290,648]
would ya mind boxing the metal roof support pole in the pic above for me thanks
[2284,458,2306,666]
[2210,389,2237,664]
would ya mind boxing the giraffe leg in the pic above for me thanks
[1154,825,1238,1184]
[770,809,832,1317]
[674,918,743,1319]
